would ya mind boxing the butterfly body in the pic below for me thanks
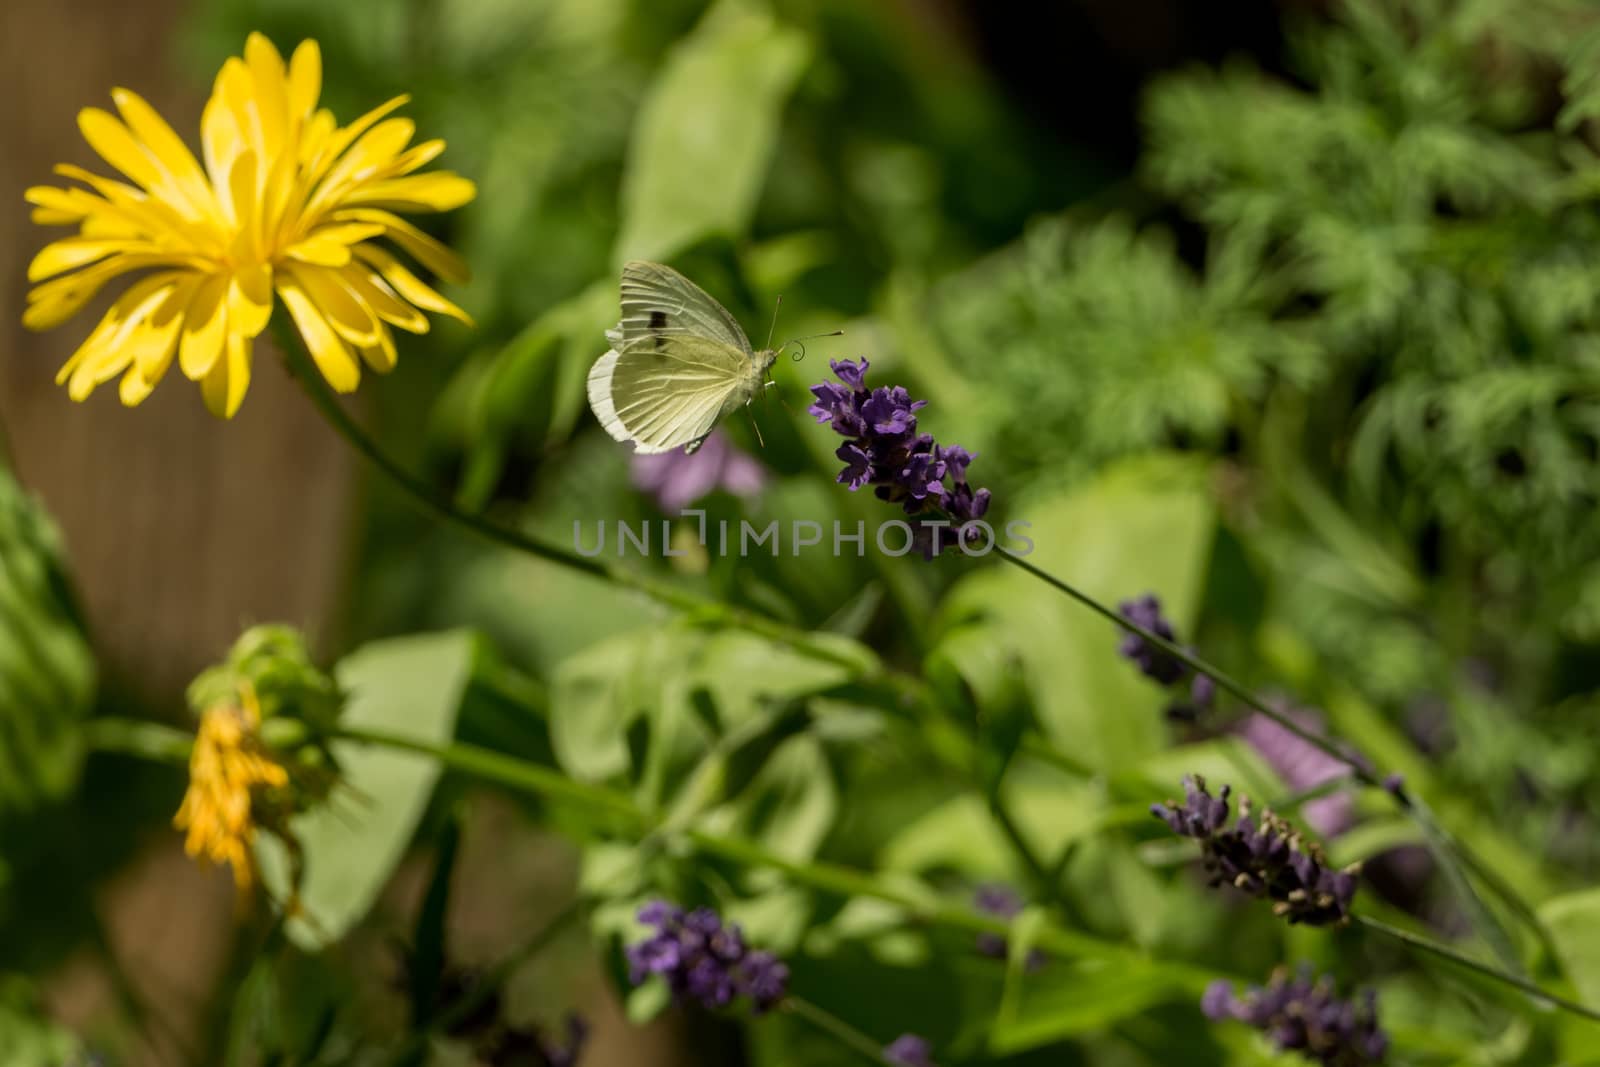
[588,261,778,455]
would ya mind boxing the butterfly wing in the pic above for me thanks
[618,261,753,354]
[591,334,752,454]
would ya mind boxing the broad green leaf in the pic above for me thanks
[549,626,861,804]
[935,454,1216,773]
[702,734,837,863]
[987,956,1184,1054]
[260,631,477,949]
[0,468,94,814]
[614,0,811,263]
[1541,888,1600,1007]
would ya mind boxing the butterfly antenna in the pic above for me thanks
[764,294,783,352]
[780,329,845,362]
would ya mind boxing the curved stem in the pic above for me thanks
[992,548,1555,965]
[995,549,1377,787]
[783,997,893,1064]
[276,329,870,675]
[1354,914,1600,1025]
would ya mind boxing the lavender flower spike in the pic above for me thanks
[808,359,990,557]
[626,900,790,1013]
[1203,967,1388,1065]
[1153,775,1361,926]
[1117,593,1216,718]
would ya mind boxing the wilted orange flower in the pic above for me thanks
[24,33,474,417]
[173,682,288,891]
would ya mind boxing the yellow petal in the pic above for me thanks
[53,164,202,245]
[244,34,290,158]
[27,237,138,282]
[258,149,299,248]
[60,274,176,398]
[228,264,275,340]
[180,274,230,380]
[288,40,322,122]
[111,88,217,222]
[77,108,166,195]
[358,325,397,373]
[23,253,188,331]
[388,139,446,177]
[304,118,416,218]
[201,92,245,214]
[201,328,253,418]
[342,172,477,212]
[119,363,158,406]
[25,185,101,225]
[315,95,410,176]
[283,222,385,266]
[227,150,260,261]
[137,276,196,380]
[353,245,473,325]
[335,207,470,283]
[284,264,380,346]
[278,278,361,392]
[340,260,428,333]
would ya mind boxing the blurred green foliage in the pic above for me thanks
[0,463,93,814]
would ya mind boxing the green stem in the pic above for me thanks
[334,725,645,825]
[995,549,1377,787]
[988,793,1057,902]
[783,997,892,1064]
[87,718,1600,1026]
[84,717,194,766]
[1353,914,1600,1025]
[276,330,868,675]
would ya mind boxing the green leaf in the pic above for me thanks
[259,631,478,949]
[935,454,1216,772]
[0,468,94,814]
[987,955,1185,1054]
[549,626,860,806]
[614,0,811,263]
[1540,888,1600,1007]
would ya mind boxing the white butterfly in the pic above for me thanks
[586,261,782,455]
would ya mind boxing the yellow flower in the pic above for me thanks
[173,682,289,891]
[23,33,475,417]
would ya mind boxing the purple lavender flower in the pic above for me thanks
[973,885,1047,971]
[1203,968,1388,1065]
[1240,708,1355,837]
[884,1033,938,1067]
[631,430,767,511]
[1152,776,1361,926]
[626,901,789,1013]
[808,359,991,557]
[1117,593,1216,719]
